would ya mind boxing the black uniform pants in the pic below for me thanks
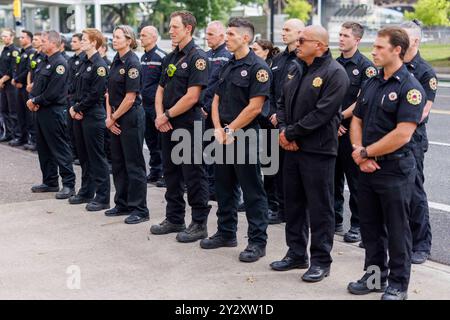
[66,100,78,159]
[16,87,35,143]
[0,82,19,140]
[214,131,268,247]
[73,111,110,204]
[359,155,415,291]
[334,132,360,228]
[143,104,162,178]
[284,151,335,267]
[410,126,432,253]
[161,122,211,224]
[203,114,215,197]
[35,106,75,188]
[110,106,148,216]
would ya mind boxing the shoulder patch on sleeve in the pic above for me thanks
[429,77,438,91]
[365,66,377,78]
[155,49,166,59]
[256,69,269,83]
[56,65,65,75]
[128,67,139,79]
[12,50,19,57]
[195,58,207,71]
[406,89,422,105]
[97,66,106,77]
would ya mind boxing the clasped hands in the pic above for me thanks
[352,145,381,173]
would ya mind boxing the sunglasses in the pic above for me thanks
[298,37,321,45]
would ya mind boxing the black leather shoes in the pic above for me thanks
[270,256,309,271]
[200,233,238,249]
[348,273,387,295]
[381,287,408,300]
[155,177,166,188]
[68,195,93,205]
[23,143,37,151]
[147,174,161,184]
[31,184,59,193]
[150,219,185,235]
[344,227,361,243]
[124,214,149,224]
[0,136,12,142]
[359,241,365,248]
[176,222,208,243]
[55,187,75,199]
[301,265,330,282]
[411,251,429,264]
[86,202,110,212]
[9,138,26,147]
[105,207,131,217]
[268,210,282,225]
[237,202,246,212]
[239,244,266,263]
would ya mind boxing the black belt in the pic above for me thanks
[372,151,411,162]
[111,104,139,113]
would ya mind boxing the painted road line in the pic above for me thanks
[430,141,450,147]
[430,109,450,115]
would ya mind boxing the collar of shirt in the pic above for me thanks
[212,42,227,55]
[144,45,158,58]
[230,49,256,67]
[337,49,362,66]
[282,47,296,59]
[308,49,332,69]
[405,51,422,70]
[175,39,196,56]
[377,64,409,84]
[113,50,134,64]
[45,51,62,64]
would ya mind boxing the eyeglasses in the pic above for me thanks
[298,37,321,45]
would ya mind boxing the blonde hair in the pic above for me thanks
[82,28,104,50]
[114,25,138,50]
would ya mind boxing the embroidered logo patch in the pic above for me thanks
[388,92,397,101]
[406,89,422,105]
[56,65,65,75]
[119,68,125,75]
[312,77,323,88]
[97,66,106,77]
[365,67,377,78]
[195,59,207,71]
[128,68,139,79]
[181,62,188,69]
[256,69,269,83]
[353,69,360,76]
[429,77,438,91]
[241,70,248,77]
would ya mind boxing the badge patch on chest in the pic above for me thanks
[87,66,92,72]
[75,61,80,65]
[56,65,65,75]
[181,62,188,69]
[388,92,397,101]
[241,70,248,77]
[352,69,359,76]
[312,77,323,88]
[406,89,422,105]
[365,67,377,78]
[195,59,206,71]
[256,69,269,83]
[119,68,125,75]
[46,64,51,69]
[128,68,139,79]
[287,74,294,80]
[429,77,438,91]
[97,67,106,77]
[12,51,18,57]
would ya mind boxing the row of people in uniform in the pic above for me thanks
[0,12,437,300]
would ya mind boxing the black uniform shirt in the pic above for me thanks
[141,45,166,106]
[14,45,36,85]
[68,52,86,95]
[336,50,377,126]
[103,55,112,67]
[108,50,142,109]
[29,51,46,82]
[159,39,209,127]
[270,47,298,116]
[277,50,349,156]
[30,52,68,107]
[0,44,20,81]
[215,49,271,127]
[73,52,108,114]
[353,64,426,154]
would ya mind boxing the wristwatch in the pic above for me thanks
[224,126,234,136]
[360,147,369,159]
[164,110,172,119]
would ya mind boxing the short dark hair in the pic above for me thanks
[378,27,410,60]
[341,22,364,39]
[170,11,197,36]
[21,30,33,40]
[228,17,255,42]
[72,33,83,41]
[60,34,68,47]
[34,32,42,37]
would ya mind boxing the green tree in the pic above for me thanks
[404,0,450,27]
[284,0,312,22]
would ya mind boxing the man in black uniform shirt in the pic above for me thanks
[199,18,271,263]
[150,11,211,242]
[27,30,76,199]
[10,30,36,147]
[266,18,304,224]
[401,21,437,264]
[334,22,377,242]
[140,26,166,184]
[271,26,349,282]
[0,28,20,143]
[348,27,425,300]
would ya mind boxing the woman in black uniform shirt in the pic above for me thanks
[69,28,110,211]
[105,25,149,224]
